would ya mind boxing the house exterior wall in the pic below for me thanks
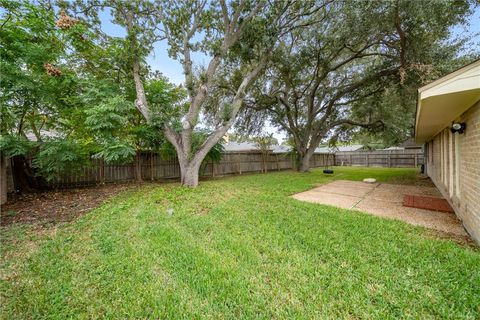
[425,100,480,243]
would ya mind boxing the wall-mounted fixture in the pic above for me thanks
[451,122,466,134]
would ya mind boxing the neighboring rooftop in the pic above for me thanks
[271,145,291,154]
[223,142,363,154]
[399,138,423,149]
[223,142,259,152]
[223,142,293,154]
[382,146,405,151]
[314,144,364,153]
[25,130,61,142]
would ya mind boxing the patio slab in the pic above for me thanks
[311,185,373,198]
[368,184,441,203]
[292,192,360,209]
[355,198,465,236]
[292,180,470,241]
[324,180,380,188]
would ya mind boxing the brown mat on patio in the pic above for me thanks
[403,194,454,213]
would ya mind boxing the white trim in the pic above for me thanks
[449,131,453,197]
[418,60,480,93]
[415,60,480,143]
[443,130,448,189]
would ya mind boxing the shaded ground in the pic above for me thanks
[0,183,139,226]
[292,179,473,246]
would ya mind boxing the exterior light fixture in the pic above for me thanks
[451,122,466,134]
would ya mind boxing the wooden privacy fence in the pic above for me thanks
[334,149,424,168]
[6,152,334,190]
[5,149,423,192]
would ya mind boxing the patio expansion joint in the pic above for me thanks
[311,190,366,198]
[349,183,381,210]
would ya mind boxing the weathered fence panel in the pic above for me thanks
[334,149,424,168]
[6,151,334,191]
[4,148,422,192]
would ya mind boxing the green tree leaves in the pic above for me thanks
[0,1,181,184]
[32,139,91,181]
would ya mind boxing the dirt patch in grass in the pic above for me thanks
[388,172,435,187]
[424,229,478,248]
[0,183,139,226]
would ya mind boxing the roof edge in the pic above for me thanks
[418,59,480,93]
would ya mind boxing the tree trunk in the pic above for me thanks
[180,160,201,187]
[298,155,311,172]
[1,156,7,205]
[126,11,150,122]
[298,149,316,172]
[11,155,36,192]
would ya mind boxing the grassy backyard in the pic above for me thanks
[1,167,479,319]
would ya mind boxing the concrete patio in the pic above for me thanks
[292,180,468,239]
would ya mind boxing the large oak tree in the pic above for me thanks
[240,0,475,171]
[74,0,324,186]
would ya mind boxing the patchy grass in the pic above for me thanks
[1,167,479,319]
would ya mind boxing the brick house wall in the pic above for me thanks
[425,100,480,243]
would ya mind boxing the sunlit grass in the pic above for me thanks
[1,167,479,319]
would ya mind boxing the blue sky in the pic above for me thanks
[99,8,208,85]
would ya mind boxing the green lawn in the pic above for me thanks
[1,167,479,319]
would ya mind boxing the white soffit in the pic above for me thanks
[416,60,480,143]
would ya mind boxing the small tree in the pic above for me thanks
[0,1,93,191]
[0,1,182,190]
[252,133,277,173]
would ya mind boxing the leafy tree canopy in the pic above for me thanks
[237,0,477,171]
[0,0,181,185]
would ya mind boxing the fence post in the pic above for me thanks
[262,153,265,172]
[100,158,105,184]
[238,154,242,174]
[349,154,352,166]
[131,159,134,181]
[366,154,369,167]
[0,156,7,205]
[388,151,391,167]
[414,154,418,167]
[150,152,154,181]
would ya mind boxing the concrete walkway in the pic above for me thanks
[292,180,468,239]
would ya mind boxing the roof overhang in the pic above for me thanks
[415,60,480,144]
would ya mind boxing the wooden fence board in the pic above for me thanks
[5,148,422,192]
[334,149,424,168]
[4,151,330,190]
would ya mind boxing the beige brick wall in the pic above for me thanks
[426,100,480,244]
